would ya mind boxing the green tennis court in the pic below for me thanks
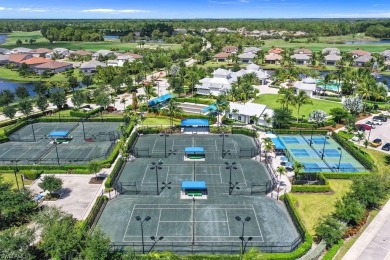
[0,122,121,165]
[98,134,302,254]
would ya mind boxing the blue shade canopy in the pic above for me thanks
[48,131,69,138]
[182,181,206,190]
[280,156,288,162]
[270,137,286,149]
[147,94,173,106]
[181,119,209,127]
[184,147,204,154]
[202,104,217,113]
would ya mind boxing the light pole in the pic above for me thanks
[309,125,315,146]
[320,136,329,160]
[149,236,164,253]
[136,216,151,254]
[81,119,86,141]
[220,133,229,158]
[160,132,169,158]
[235,216,251,254]
[150,160,163,195]
[28,119,36,142]
[300,115,305,135]
[160,181,171,194]
[337,147,343,172]
[225,162,238,195]
[11,160,20,191]
[53,141,60,165]
[239,236,253,254]
[367,127,372,142]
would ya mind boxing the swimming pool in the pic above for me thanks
[316,80,341,92]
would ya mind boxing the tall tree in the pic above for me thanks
[15,85,29,100]
[81,74,94,88]
[71,90,86,110]
[166,100,183,127]
[80,227,112,260]
[18,99,33,117]
[50,90,67,110]
[67,76,79,92]
[36,95,49,112]
[3,106,17,120]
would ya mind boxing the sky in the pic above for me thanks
[0,0,390,19]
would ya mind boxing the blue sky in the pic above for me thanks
[0,0,390,19]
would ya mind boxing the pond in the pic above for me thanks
[0,79,85,96]
[344,39,390,45]
[103,35,120,40]
[0,34,8,44]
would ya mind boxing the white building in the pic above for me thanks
[196,64,270,96]
[107,54,135,67]
[226,102,274,126]
[45,48,69,59]
[294,77,318,98]
[80,60,106,74]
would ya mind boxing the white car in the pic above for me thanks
[372,120,383,125]
[351,136,359,142]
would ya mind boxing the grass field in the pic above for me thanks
[141,116,181,126]
[290,180,352,236]
[361,148,390,175]
[0,67,83,82]
[253,94,343,118]
[0,173,33,189]
[1,31,181,52]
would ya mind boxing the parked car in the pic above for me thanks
[373,116,388,122]
[372,120,383,125]
[106,106,117,112]
[356,124,372,131]
[382,143,390,151]
[365,121,376,128]
[370,138,382,148]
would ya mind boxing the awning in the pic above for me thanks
[184,147,205,154]
[270,137,286,150]
[182,181,206,190]
[48,131,69,138]
[147,94,173,106]
[181,119,209,127]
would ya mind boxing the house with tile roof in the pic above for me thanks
[294,48,312,55]
[213,52,231,62]
[8,53,32,66]
[22,57,52,67]
[222,45,238,54]
[34,61,73,74]
[80,60,106,74]
[350,49,371,58]
[324,54,342,66]
[292,53,311,65]
[30,48,52,58]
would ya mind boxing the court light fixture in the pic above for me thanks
[136,215,152,254]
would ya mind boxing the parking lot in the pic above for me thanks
[355,114,390,153]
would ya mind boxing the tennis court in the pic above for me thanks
[98,134,302,253]
[278,135,366,172]
[0,122,121,165]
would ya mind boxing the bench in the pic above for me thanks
[187,192,203,196]
[188,155,203,159]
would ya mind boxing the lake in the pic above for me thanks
[344,39,390,45]
[104,35,120,40]
[0,79,85,96]
[0,34,8,44]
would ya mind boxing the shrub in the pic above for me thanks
[174,97,215,105]
[349,174,388,209]
[274,129,328,135]
[38,175,63,195]
[338,131,354,140]
[69,107,103,118]
[334,195,365,226]
[315,216,344,248]
[23,171,42,180]
[322,240,343,260]
[322,172,369,179]
[231,127,257,137]
[3,120,29,136]
[105,158,125,188]
[292,185,331,193]
[81,195,108,231]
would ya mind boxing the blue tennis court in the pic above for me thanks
[323,149,341,157]
[310,137,330,145]
[281,137,300,144]
[302,163,322,172]
[291,149,310,157]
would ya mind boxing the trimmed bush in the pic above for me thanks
[174,97,215,105]
[23,171,42,180]
[332,132,374,170]
[322,240,343,260]
[4,120,29,136]
[105,158,125,188]
[81,195,108,231]
[69,107,103,118]
[231,127,257,137]
[274,129,328,135]
[322,172,370,179]
[292,185,331,193]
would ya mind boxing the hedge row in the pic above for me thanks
[231,127,257,137]
[0,164,90,173]
[38,116,124,123]
[124,122,135,138]
[332,132,374,170]
[322,240,343,260]
[69,107,103,118]
[292,173,331,193]
[4,120,29,136]
[174,97,215,105]
[81,195,108,231]
[322,172,370,179]
[290,120,334,129]
[98,142,122,168]
[274,129,328,135]
[105,158,125,188]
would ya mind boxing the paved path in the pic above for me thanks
[343,199,390,260]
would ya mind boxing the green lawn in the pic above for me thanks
[361,148,390,175]
[2,31,181,52]
[0,67,83,83]
[290,180,352,236]
[0,173,33,189]
[253,94,343,118]
[142,116,181,126]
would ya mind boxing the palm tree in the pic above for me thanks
[262,137,274,162]
[143,84,157,103]
[186,71,200,97]
[356,77,373,113]
[277,88,295,109]
[276,166,287,200]
[293,161,304,183]
[294,90,313,122]
[166,100,183,127]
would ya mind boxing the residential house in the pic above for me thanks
[294,31,307,37]
[73,50,92,57]
[8,53,32,66]
[350,49,371,58]
[30,48,52,57]
[294,48,312,55]
[196,64,270,96]
[34,61,73,74]
[173,29,187,35]
[385,60,390,71]
[80,60,106,74]
[381,50,390,61]
[21,57,52,68]
[291,54,311,65]
[243,47,261,54]
[125,52,143,59]
[322,48,340,55]
[268,48,284,54]
[324,54,342,66]
[92,50,114,60]
[238,52,256,63]
[226,102,274,126]
[222,45,238,54]
[354,55,372,67]
[45,48,70,59]
[0,48,10,55]
[216,27,230,33]
[115,54,135,67]
[213,52,231,62]
[11,47,32,54]
[265,53,282,64]
[294,77,318,98]
[0,55,9,65]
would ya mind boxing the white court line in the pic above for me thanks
[123,205,136,242]
[215,140,218,152]
[158,220,228,223]
[134,208,253,210]
[252,204,264,241]
[156,209,162,237]
[151,137,158,153]
[225,209,231,236]
[218,166,223,183]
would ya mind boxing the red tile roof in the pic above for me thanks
[34,61,72,70]
[222,46,238,53]
[294,48,312,54]
[214,52,231,59]
[125,52,143,59]
[22,57,51,65]
[74,50,92,56]
[268,48,284,54]
[30,48,52,54]
[8,54,31,63]
[351,49,371,56]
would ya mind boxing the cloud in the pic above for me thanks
[324,11,390,18]
[81,8,151,14]
[18,8,48,12]
[0,7,12,11]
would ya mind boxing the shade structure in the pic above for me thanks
[181,119,209,127]
[184,147,205,154]
[181,181,207,190]
[147,94,173,106]
[270,137,286,150]
[48,131,69,138]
